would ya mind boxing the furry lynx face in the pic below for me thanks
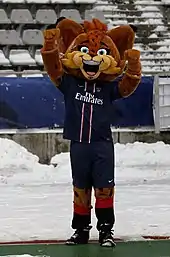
[56,18,136,81]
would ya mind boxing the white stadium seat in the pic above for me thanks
[60,9,82,23]
[161,0,170,5]
[22,30,43,45]
[10,9,34,24]
[25,0,50,3]
[50,0,73,3]
[9,50,36,65]
[0,9,11,24]
[85,9,106,22]
[2,0,25,3]
[35,49,43,65]
[0,70,17,77]
[0,30,21,45]
[22,70,43,77]
[74,0,97,3]
[36,9,57,24]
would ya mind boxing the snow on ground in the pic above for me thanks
[0,138,170,242]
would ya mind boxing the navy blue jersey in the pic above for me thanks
[58,74,122,143]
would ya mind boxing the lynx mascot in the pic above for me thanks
[41,17,141,247]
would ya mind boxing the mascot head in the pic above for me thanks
[56,18,137,81]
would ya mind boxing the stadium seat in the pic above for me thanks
[85,9,106,22]
[22,70,43,77]
[60,9,82,22]
[74,0,97,3]
[35,49,43,65]
[0,50,10,66]
[161,0,170,5]
[0,70,17,77]
[10,9,34,24]
[22,30,43,45]
[36,9,57,24]
[0,30,21,45]
[9,50,36,65]
[2,0,25,3]
[50,0,73,3]
[0,9,11,24]
[26,0,50,3]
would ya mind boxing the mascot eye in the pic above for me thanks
[80,46,89,54]
[97,49,107,55]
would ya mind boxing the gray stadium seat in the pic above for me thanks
[0,9,11,24]
[85,9,106,22]
[22,30,43,45]
[60,9,82,23]
[0,50,10,66]
[9,49,36,65]
[36,9,57,24]
[0,30,21,45]
[10,9,34,24]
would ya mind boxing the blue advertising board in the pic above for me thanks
[0,76,154,129]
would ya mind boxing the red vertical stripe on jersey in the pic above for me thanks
[88,83,96,143]
[79,82,87,142]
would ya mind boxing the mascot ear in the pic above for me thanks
[107,25,136,60]
[56,18,84,52]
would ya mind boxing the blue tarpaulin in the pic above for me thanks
[0,76,154,129]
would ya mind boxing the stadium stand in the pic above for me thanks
[0,0,170,76]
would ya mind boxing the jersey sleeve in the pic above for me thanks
[110,77,123,101]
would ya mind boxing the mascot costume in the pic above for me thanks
[41,17,141,247]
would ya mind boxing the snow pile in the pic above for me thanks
[116,141,170,167]
[0,138,57,186]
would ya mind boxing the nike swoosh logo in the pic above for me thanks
[108,179,113,183]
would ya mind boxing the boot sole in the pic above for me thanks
[101,239,116,247]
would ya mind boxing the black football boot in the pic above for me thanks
[66,225,92,245]
[99,223,116,247]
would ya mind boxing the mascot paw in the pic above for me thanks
[42,28,60,51]
[43,28,60,42]
[125,49,141,77]
[124,49,140,62]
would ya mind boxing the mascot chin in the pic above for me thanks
[41,17,141,247]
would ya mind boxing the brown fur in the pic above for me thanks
[74,187,92,210]
[41,18,141,96]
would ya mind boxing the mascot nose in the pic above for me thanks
[89,50,96,57]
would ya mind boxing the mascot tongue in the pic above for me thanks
[87,71,96,75]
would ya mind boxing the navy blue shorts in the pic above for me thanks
[70,141,115,189]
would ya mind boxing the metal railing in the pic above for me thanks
[153,72,170,134]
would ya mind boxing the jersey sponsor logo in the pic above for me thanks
[75,92,103,105]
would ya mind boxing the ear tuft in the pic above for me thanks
[129,24,138,33]
[45,17,66,30]
[56,16,66,25]
[84,18,107,32]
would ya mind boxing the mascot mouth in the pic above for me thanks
[82,60,100,76]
